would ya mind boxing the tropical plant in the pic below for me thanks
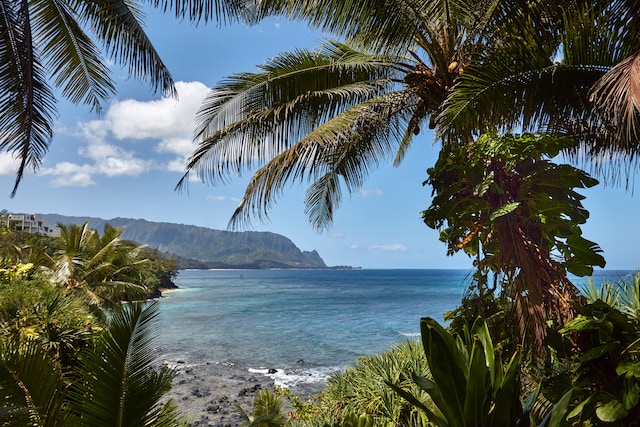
[422,132,605,354]
[0,274,98,367]
[543,299,640,425]
[388,317,529,427]
[439,0,640,178]
[580,271,640,322]
[72,302,181,426]
[236,389,287,427]
[178,0,526,231]
[181,0,640,224]
[0,0,248,196]
[0,302,182,426]
[0,338,68,427]
[0,228,53,268]
[315,339,431,426]
[45,222,150,308]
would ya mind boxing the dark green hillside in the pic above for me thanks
[43,215,326,269]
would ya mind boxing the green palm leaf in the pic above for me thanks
[0,0,56,197]
[32,0,115,112]
[73,302,179,427]
[78,0,175,98]
[0,338,68,427]
[225,91,412,231]
[178,41,413,229]
[440,0,640,172]
[1,0,252,196]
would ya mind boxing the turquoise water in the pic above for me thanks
[156,268,634,387]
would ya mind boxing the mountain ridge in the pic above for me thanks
[42,214,327,269]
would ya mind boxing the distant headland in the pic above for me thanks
[41,214,358,270]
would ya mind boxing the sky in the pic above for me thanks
[1,7,639,270]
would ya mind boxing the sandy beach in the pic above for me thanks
[165,361,325,426]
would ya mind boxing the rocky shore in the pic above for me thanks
[164,361,326,427]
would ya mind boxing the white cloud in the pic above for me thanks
[44,81,209,187]
[0,153,19,175]
[106,81,208,141]
[156,137,197,157]
[360,188,383,198]
[370,244,408,252]
[95,157,154,177]
[350,243,408,252]
[206,194,227,201]
[42,162,96,187]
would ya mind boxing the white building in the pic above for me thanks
[0,212,56,236]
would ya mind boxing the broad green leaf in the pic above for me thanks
[463,339,490,426]
[617,361,640,379]
[471,318,495,384]
[622,380,640,410]
[491,351,522,426]
[546,388,574,427]
[387,379,447,426]
[489,202,520,221]
[566,394,593,420]
[596,399,627,422]
[578,342,618,362]
[420,318,467,426]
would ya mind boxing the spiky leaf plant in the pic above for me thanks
[72,302,180,427]
[389,317,528,427]
[0,338,68,426]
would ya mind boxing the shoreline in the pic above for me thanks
[164,361,326,426]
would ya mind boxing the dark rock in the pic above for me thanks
[297,359,305,365]
[238,384,262,397]
[267,368,278,374]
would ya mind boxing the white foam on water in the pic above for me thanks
[399,331,420,337]
[249,366,342,389]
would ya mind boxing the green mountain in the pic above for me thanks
[43,214,327,269]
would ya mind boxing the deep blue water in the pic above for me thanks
[156,268,635,387]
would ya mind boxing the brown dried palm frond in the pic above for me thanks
[589,50,640,150]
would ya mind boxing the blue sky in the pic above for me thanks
[1,8,638,270]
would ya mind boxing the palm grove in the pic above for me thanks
[2,0,640,425]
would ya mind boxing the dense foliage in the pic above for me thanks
[423,132,605,354]
[3,1,640,426]
[0,225,182,425]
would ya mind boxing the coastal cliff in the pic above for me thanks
[43,214,327,269]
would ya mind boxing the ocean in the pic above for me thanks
[155,268,635,389]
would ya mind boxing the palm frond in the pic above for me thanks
[178,41,400,193]
[31,0,115,112]
[227,91,411,231]
[147,0,251,24]
[579,278,621,307]
[0,338,68,427]
[78,0,176,98]
[73,302,178,427]
[0,0,56,197]
[589,51,640,152]
[194,40,398,140]
[440,1,640,173]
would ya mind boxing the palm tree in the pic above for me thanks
[0,302,182,426]
[46,222,149,309]
[179,0,630,352]
[0,0,248,197]
[72,302,181,426]
[178,0,520,231]
[439,0,640,179]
